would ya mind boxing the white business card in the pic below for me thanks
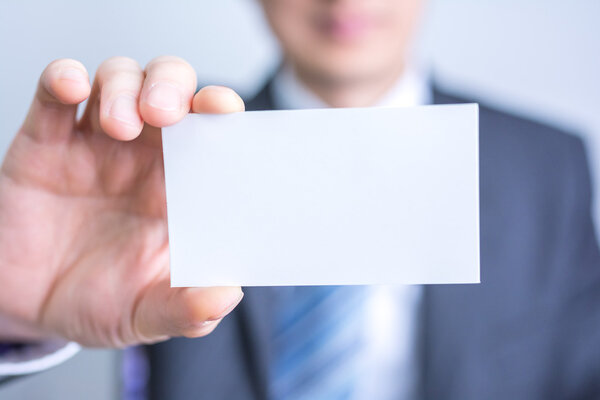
[162,104,479,286]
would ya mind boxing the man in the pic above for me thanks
[1,0,599,399]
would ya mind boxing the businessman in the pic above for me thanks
[1,0,600,399]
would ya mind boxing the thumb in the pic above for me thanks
[20,59,91,142]
[133,276,244,341]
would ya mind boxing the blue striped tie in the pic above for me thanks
[269,285,366,400]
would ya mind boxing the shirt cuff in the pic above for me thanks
[0,340,80,376]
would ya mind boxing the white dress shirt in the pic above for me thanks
[0,340,79,377]
[271,63,429,400]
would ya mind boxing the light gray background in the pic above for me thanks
[0,0,598,398]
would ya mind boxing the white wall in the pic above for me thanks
[1,0,598,398]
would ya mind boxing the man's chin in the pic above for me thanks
[299,62,395,88]
[293,49,402,84]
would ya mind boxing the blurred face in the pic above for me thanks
[261,0,423,86]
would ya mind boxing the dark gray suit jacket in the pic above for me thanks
[145,83,600,399]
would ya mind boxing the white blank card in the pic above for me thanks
[162,104,479,287]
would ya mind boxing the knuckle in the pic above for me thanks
[148,55,190,68]
[39,59,90,103]
[103,56,140,68]
[46,58,85,73]
[101,72,144,93]
[97,56,142,78]
[43,58,87,83]
[146,56,196,80]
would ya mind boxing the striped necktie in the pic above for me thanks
[269,285,367,400]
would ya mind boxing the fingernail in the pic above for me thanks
[59,67,88,83]
[109,95,141,127]
[207,291,244,322]
[200,318,221,328]
[145,82,182,112]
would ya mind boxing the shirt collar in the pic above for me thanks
[270,62,431,110]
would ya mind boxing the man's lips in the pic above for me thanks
[317,13,375,42]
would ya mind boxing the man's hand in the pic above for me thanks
[0,56,245,347]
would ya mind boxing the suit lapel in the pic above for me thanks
[419,89,499,399]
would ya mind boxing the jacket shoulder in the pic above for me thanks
[434,88,584,151]
[244,82,274,112]
[435,88,591,208]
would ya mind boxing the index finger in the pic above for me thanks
[21,59,91,141]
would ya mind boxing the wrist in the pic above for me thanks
[0,313,54,342]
